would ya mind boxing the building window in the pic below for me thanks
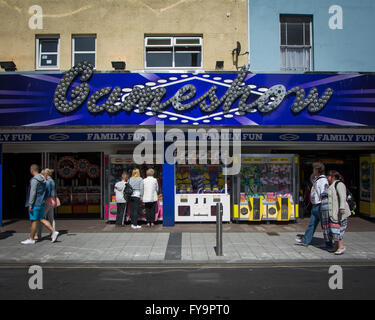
[280,15,312,72]
[72,35,96,67]
[36,36,60,70]
[145,36,202,69]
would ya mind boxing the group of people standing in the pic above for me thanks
[296,162,351,255]
[21,161,351,252]
[21,164,59,245]
[114,168,159,229]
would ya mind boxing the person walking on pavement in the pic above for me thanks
[114,172,129,226]
[326,170,351,255]
[22,164,59,245]
[143,169,159,228]
[295,162,329,247]
[128,168,144,230]
[36,168,57,240]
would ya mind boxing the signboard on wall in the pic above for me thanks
[0,131,374,143]
[0,62,374,127]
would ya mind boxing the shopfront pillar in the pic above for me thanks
[162,162,175,227]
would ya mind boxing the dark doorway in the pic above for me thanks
[2,153,42,219]
[299,151,360,216]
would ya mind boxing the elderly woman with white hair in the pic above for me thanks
[143,168,159,227]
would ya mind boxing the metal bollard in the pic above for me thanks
[216,202,223,256]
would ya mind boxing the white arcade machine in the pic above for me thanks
[174,164,231,222]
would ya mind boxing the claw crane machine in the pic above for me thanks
[233,154,299,222]
[174,162,231,222]
[359,155,375,218]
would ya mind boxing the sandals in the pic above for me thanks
[334,247,346,255]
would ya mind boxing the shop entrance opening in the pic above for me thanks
[2,153,42,219]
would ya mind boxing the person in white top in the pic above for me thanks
[143,169,159,227]
[114,172,129,226]
[296,162,329,246]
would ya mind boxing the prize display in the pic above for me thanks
[176,165,226,194]
[234,155,298,222]
[51,153,101,215]
[105,155,163,222]
[360,155,375,218]
[175,165,230,222]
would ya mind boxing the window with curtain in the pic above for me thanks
[280,15,313,72]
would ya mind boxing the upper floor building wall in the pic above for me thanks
[249,0,375,72]
[0,0,248,72]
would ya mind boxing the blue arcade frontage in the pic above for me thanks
[0,64,375,226]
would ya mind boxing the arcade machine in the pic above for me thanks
[105,155,163,222]
[360,155,375,218]
[234,154,298,222]
[174,164,231,222]
[54,154,101,216]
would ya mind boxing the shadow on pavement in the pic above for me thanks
[0,231,15,240]
[36,229,69,242]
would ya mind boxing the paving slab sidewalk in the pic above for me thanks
[1,231,375,265]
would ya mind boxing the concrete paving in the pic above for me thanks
[1,230,375,265]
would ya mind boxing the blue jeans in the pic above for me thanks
[301,204,321,245]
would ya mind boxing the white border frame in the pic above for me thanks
[145,36,203,70]
[36,36,60,71]
[72,35,97,68]
[280,19,313,72]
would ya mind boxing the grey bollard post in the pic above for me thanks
[216,202,223,256]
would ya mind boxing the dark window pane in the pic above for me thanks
[280,23,286,45]
[175,46,201,52]
[40,54,58,66]
[146,52,173,67]
[305,23,311,45]
[74,53,96,66]
[280,15,312,24]
[286,23,304,45]
[40,40,58,52]
[74,37,96,52]
[175,52,201,67]
[147,39,171,46]
[147,47,173,52]
[176,38,200,45]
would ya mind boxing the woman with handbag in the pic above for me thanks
[327,170,351,255]
[128,168,144,229]
[36,168,57,240]
[114,172,129,226]
[143,169,159,228]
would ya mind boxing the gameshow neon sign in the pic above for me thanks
[54,61,333,117]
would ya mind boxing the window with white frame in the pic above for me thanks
[36,36,60,70]
[145,36,202,69]
[280,15,313,72]
[72,35,96,67]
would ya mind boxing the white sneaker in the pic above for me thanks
[136,225,142,229]
[51,231,59,243]
[131,225,137,229]
[21,239,36,245]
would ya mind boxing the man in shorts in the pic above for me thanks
[21,164,59,245]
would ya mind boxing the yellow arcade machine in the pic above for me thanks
[233,154,299,222]
[360,155,375,218]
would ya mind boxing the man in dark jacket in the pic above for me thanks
[21,164,59,245]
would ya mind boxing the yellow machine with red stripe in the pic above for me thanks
[233,154,299,222]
